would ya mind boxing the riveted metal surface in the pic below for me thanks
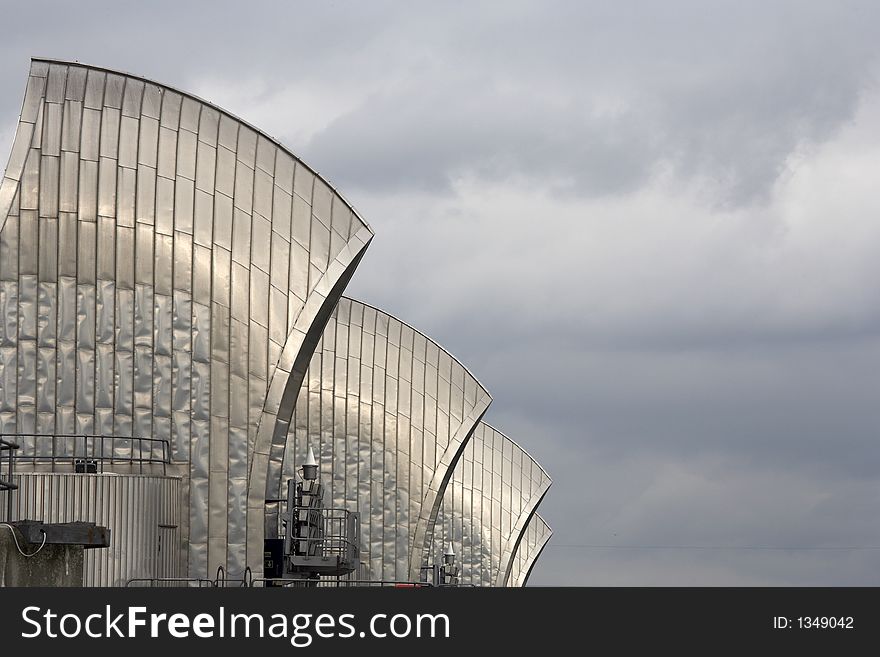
[270,297,492,581]
[1,60,373,579]
[507,513,552,587]
[431,423,551,586]
[7,472,182,586]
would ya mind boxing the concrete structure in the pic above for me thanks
[0,525,84,586]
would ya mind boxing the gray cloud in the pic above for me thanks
[2,0,879,585]
[3,2,878,206]
[301,2,880,205]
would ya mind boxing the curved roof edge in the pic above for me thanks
[498,481,551,586]
[341,295,493,401]
[520,514,552,587]
[479,421,552,483]
[30,57,373,235]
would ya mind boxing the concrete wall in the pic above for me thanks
[0,525,84,586]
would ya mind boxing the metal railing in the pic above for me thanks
[268,495,360,576]
[125,577,217,588]
[1,433,170,475]
[287,508,360,563]
[251,578,434,588]
[126,566,253,588]
[0,437,19,521]
[214,565,253,588]
[127,576,436,588]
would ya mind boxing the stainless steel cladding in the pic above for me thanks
[432,423,551,586]
[507,513,552,587]
[7,473,181,586]
[0,60,374,579]
[269,298,492,582]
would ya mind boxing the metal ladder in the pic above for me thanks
[0,437,19,522]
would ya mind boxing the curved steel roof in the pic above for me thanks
[508,512,552,587]
[0,60,373,578]
[270,296,492,581]
[431,422,551,586]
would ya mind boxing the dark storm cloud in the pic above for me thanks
[1,1,879,585]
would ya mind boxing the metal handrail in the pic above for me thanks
[0,438,20,521]
[287,534,360,559]
[324,579,435,588]
[126,577,216,587]
[276,504,359,550]
[127,566,253,588]
[214,565,253,588]
[1,433,170,475]
[250,577,434,588]
[125,576,465,588]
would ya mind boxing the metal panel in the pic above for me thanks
[507,513,552,587]
[1,60,374,580]
[273,298,492,582]
[432,423,551,586]
[8,473,182,586]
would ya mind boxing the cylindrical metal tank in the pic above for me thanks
[8,473,182,586]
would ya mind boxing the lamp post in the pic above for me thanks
[302,444,318,481]
[440,542,459,586]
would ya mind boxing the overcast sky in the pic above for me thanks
[2,1,879,585]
